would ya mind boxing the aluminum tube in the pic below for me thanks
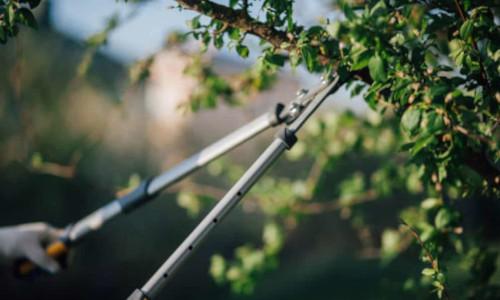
[140,138,288,299]
[147,113,275,195]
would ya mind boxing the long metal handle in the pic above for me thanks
[140,139,287,299]
[66,108,282,244]
[147,112,278,195]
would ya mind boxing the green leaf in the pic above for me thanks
[228,27,241,41]
[263,223,283,255]
[401,106,421,135]
[435,207,457,229]
[381,229,402,261]
[421,198,443,210]
[449,39,465,65]
[86,31,108,46]
[31,152,43,169]
[459,19,473,40]
[429,84,449,99]
[350,46,372,70]
[422,268,436,276]
[410,134,434,155]
[368,55,386,81]
[7,4,16,25]
[341,3,355,20]
[265,54,286,67]
[326,21,340,38]
[370,1,387,17]
[213,34,224,49]
[210,255,227,283]
[301,45,316,71]
[17,8,37,29]
[424,111,445,134]
[177,192,202,217]
[236,44,249,58]
[187,16,201,29]
[229,0,238,8]
[129,56,154,84]
[420,227,437,242]
[389,33,405,46]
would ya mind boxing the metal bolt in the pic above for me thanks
[288,107,299,120]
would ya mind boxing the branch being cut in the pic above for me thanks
[174,0,372,82]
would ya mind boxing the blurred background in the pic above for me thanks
[2,1,494,299]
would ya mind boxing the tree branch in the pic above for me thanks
[401,220,452,300]
[293,189,378,215]
[175,0,293,48]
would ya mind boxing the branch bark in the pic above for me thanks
[293,189,378,215]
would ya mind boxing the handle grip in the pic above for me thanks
[15,240,68,277]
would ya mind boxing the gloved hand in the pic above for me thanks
[0,222,65,273]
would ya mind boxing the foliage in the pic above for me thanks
[172,1,499,299]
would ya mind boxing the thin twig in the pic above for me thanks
[453,125,494,145]
[401,220,452,300]
[293,189,377,214]
[303,154,327,200]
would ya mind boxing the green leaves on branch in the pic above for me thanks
[209,222,284,294]
[177,54,236,111]
[178,0,498,297]
[77,13,121,77]
[0,0,40,44]
[171,1,500,298]
[186,16,253,60]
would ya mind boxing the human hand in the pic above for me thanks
[0,222,66,274]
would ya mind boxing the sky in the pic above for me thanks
[50,0,185,63]
[50,0,329,64]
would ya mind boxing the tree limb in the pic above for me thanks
[175,0,293,48]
